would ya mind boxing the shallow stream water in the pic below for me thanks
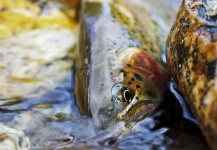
[0,0,209,149]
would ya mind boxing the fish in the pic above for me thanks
[166,0,217,149]
[75,0,169,129]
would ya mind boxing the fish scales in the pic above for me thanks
[75,0,169,128]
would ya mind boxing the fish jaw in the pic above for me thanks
[117,100,156,124]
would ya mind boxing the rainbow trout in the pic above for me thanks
[75,0,169,128]
[166,0,217,149]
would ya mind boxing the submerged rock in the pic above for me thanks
[166,0,217,149]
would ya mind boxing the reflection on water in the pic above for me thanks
[0,0,209,149]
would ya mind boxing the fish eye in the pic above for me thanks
[111,84,124,110]
[121,87,132,103]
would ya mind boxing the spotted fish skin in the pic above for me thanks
[166,0,217,149]
[75,0,169,129]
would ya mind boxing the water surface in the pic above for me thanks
[0,0,208,149]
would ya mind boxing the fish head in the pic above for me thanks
[111,47,168,123]
[95,47,168,128]
[112,67,160,123]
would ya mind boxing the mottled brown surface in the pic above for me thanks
[166,0,217,149]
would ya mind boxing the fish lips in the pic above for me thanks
[118,100,156,125]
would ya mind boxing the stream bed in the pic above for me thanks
[0,0,209,149]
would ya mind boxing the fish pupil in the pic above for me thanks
[122,89,131,103]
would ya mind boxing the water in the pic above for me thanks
[0,0,209,149]
[0,77,208,149]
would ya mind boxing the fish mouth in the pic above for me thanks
[117,100,156,124]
